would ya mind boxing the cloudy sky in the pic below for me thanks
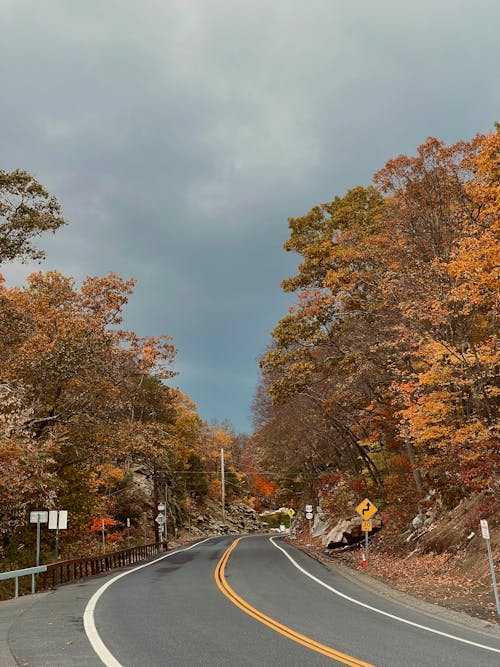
[1,1,499,432]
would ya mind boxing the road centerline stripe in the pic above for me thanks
[214,537,375,667]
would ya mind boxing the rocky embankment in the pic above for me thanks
[179,500,263,538]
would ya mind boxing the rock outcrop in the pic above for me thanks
[323,515,382,549]
[182,500,263,536]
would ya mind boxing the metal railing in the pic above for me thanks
[0,541,167,599]
[0,565,47,598]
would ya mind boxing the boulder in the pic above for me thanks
[323,515,381,549]
[312,512,330,538]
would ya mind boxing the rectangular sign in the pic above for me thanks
[58,510,68,529]
[48,510,68,529]
[30,511,48,523]
[305,504,313,513]
[480,519,490,540]
[361,519,373,532]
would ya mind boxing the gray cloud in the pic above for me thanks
[1,0,499,430]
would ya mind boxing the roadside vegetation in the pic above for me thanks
[252,126,499,618]
[0,171,271,579]
[255,125,498,522]
[1,126,498,617]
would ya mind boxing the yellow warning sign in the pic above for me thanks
[287,508,296,518]
[361,519,373,532]
[356,498,377,520]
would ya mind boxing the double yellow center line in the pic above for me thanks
[214,537,375,666]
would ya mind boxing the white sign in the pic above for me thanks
[279,523,286,532]
[157,503,165,511]
[49,510,68,530]
[155,514,166,525]
[480,519,490,540]
[30,511,48,523]
[305,504,313,513]
[59,510,68,529]
[305,512,313,520]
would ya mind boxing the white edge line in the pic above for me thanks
[83,537,216,667]
[270,536,500,655]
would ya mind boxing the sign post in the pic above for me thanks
[480,519,500,617]
[48,510,68,560]
[30,511,48,566]
[158,503,165,542]
[155,512,166,543]
[30,511,48,593]
[356,499,378,566]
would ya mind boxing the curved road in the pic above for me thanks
[6,534,500,666]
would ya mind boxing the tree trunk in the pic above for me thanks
[404,440,424,495]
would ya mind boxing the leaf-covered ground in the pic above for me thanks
[333,545,499,622]
[290,521,499,624]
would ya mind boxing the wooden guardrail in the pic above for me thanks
[41,541,168,590]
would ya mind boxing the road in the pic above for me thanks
[5,534,500,666]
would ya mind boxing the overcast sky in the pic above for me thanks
[1,1,499,433]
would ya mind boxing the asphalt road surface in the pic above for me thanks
[5,534,500,666]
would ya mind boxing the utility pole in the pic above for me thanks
[221,448,225,523]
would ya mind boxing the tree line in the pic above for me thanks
[255,127,499,524]
[0,169,261,567]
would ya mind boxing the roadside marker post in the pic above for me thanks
[480,519,500,617]
[305,505,313,544]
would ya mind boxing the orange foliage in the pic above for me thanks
[253,474,279,499]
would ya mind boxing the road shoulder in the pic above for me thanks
[286,538,500,642]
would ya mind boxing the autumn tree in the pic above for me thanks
[258,127,499,518]
[0,269,179,548]
[260,187,389,491]
[0,169,66,264]
[374,133,498,502]
[0,382,58,560]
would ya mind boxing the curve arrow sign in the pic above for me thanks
[356,498,377,520]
